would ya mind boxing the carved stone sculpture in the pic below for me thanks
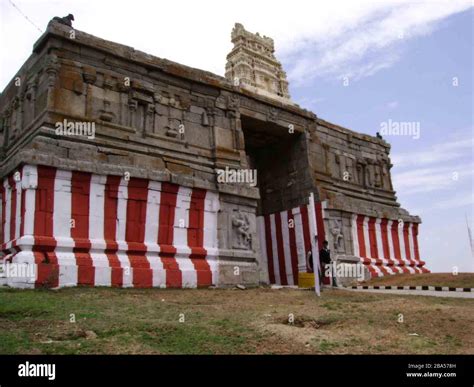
[99,100,115,122]
[225,23,290,101]
[232,210,252,250]
[330,219,345,253]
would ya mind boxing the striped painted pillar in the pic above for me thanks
[350,214,429,277]
[0,165,220,289]
[257,196,326,286]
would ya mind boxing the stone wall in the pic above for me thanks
[0,20,426,287]
[308,118,421,259]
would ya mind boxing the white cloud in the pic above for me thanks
[391,137,473,168]
[392,131,473,272]
[283,0,472,84]
[392,132,473,216]
[1,0,472,90]
[294,96,326,110]
[393,163,473,195]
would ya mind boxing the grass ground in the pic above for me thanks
[361,273,474,288]
[0,286,473,354]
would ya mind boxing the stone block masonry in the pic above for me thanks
[0,18,429,289]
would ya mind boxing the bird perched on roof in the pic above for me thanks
[51,14,74,27]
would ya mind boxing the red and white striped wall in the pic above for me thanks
[257,195,326,286]
[351,214,429,277]
[0,164,219,289]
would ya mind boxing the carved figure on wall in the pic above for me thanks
[381,160,393,190]
[374,160,383,188]
[330,219,345,253]
[154,92,167,105]
[227,95,240,118]
[232,210,252,249]
[345,157,354,182]
[228,95,239,110]
[165,122,179,138]
[99,100,115,122]
[365,159,374,187]
[44,54,60,88]
[268,107,278,122]
[356,162,364,186]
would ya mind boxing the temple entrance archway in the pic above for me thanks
[240,114,324,287]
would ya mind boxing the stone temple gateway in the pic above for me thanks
[0,20,429,289]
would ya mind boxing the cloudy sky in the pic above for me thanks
[1,0,473,272]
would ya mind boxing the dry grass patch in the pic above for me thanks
[0,287,472,354]
[361,273,474,288]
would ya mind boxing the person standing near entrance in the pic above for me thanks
[306,237,325,289]
[319,240,335,287]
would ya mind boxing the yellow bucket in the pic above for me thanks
[298,272,315,288]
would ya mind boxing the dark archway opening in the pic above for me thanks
[241,115,314,217]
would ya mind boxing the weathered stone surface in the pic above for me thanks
[0,20,422,287]
[225,23,291,104]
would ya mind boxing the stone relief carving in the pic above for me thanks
[337,153,394,191]
[153,91,185,110]
[365,159,374,187]
[98,100,115,122]
[103,75,115,90]
[356,162,363,186]
[168,96,180,109]
[374,160,382,188]
[127,97,138,127]
[9,97,20,142]
[151,91,185,138]
[334,153,341,178]
[382,159,393,190]
[154,92,167,105]
[205,105,218,125]
[333,152,356,183]
[1,107,11,135]
[25,77,38,102]
[215,95,227,110]
[267,107,278,122]
[44,54,60,88]
[164,125,178,138]
[330,219,345,253]
[232,210,252,250]
[345,156,355,182]
[227,95,240,118]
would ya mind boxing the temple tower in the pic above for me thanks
[225,23,291,103]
